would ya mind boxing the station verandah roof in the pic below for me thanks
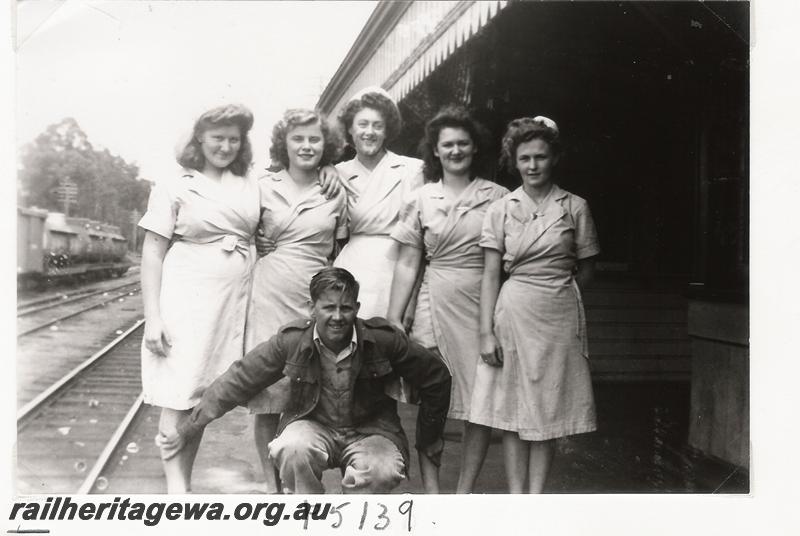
[317,0,508,115]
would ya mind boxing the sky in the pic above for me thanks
[15,0,378,182]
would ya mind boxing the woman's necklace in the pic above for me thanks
[527,184,553,219]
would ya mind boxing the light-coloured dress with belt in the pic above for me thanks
[391,179,509,419]
[469,185,600,440]
[138,169,259,410]
[245,170,349,413]
[333,151,423,318]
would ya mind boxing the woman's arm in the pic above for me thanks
[479,248,504,366]
[318,165,360,199]
[254,228,277,258]
[402,256,426,332]
[386,244,422,330]
[575,257,596,290]
[141,231,171,357]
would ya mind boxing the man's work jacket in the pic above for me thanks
[178,317,452,467]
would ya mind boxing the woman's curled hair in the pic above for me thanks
[337,91,402,146]
[500,116,562,175]
[269,109,343,170]
[419,105,491,182]
[177,104,254,177]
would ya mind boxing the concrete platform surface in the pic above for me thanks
[93,381,748,494]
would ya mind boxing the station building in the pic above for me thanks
[318,1,749,470]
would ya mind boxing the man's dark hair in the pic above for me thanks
[309,267,360,303]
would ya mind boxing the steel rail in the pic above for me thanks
[16,319,145,423]
[17,288,96,311]
[78,392,146,494]
[17,281,140,317]
[17,287,141,338]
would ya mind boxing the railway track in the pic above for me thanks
[17,282,141,337]
[17,279,140,317]
[16,321,148,494]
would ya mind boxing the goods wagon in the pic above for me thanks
[18,207,132,284]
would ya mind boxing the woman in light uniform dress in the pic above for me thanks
[245,109,346,492]
[139,104,259,493]
[387,106,508,493]
[332,88,424,320]
[474,116,600,493]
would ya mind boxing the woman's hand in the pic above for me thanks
[386,315,405,333]
[402,308,415,334]
[479,332,503,367]
[255,226,277,257]
[318,165,342,199]
[144,316,172,357]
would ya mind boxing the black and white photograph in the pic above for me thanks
[5,0,798,533]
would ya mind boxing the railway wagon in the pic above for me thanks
[17,207,132,284]
[17,207,48,276]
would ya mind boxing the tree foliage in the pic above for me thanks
[18,118,151,241]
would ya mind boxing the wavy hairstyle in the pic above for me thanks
[500,116,562,177]
[269,109,343,170]
[310,267,360,303]
[337,90,402,146]
[419,105,492,182]
[176,104,254,176]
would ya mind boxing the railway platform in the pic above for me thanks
[21,383,748,495]
[15,276,748,495]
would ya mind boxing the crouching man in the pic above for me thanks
[160,267,451,493]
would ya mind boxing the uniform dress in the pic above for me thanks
[469,185,600,440]
[138,169,259,410]
[390,179,509,419]
[245,169,348,413]
[333,151,423,318]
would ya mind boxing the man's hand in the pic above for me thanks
[418,438,444,493]
[155,429,187,461]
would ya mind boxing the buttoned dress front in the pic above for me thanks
[469,185,600,440]
[333,151,424,318]
[245,170,348,413]
[138,169,259,410]
[391,179,509,419]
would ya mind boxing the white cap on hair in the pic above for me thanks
[348,85,396,105]
[533,116,559,135]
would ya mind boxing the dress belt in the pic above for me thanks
[427,260,483,272]
[176,234,250,257]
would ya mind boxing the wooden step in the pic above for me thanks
[587,308,687,323]
[587,323,687,340]
[591,356,691,379]
[582,291,686,308]
[582,285,691,380]
[590,340,690,356]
